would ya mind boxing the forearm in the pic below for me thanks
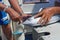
[50,7,60,14]
[55,7,60,14]
[8,0,23,15]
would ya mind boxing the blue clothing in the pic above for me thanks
[0,11,10,25]
[0,0,10,25]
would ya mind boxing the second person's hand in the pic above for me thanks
[34,7,56,25]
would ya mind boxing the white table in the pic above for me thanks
[32,22,60,40]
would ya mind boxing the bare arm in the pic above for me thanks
[8,0,32,20]
[53,7,60,14]
[8,0,23,15]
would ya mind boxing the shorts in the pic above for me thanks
[0,11,10,25]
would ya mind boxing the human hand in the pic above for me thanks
[34,7,56,25]
[6,8,22,24]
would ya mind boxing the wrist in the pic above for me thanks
[48,7,58,14]
[3,6,9,12]
[5,7,14,15]
[52,7,60,14]
[0,3,11,12]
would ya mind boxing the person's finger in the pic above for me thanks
[37,13,46,24]
[45,16,51,24]
[18,18,22,24]
[34,12,43,18]
[41,16,48,25]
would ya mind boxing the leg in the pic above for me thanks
[2,24,13,40]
